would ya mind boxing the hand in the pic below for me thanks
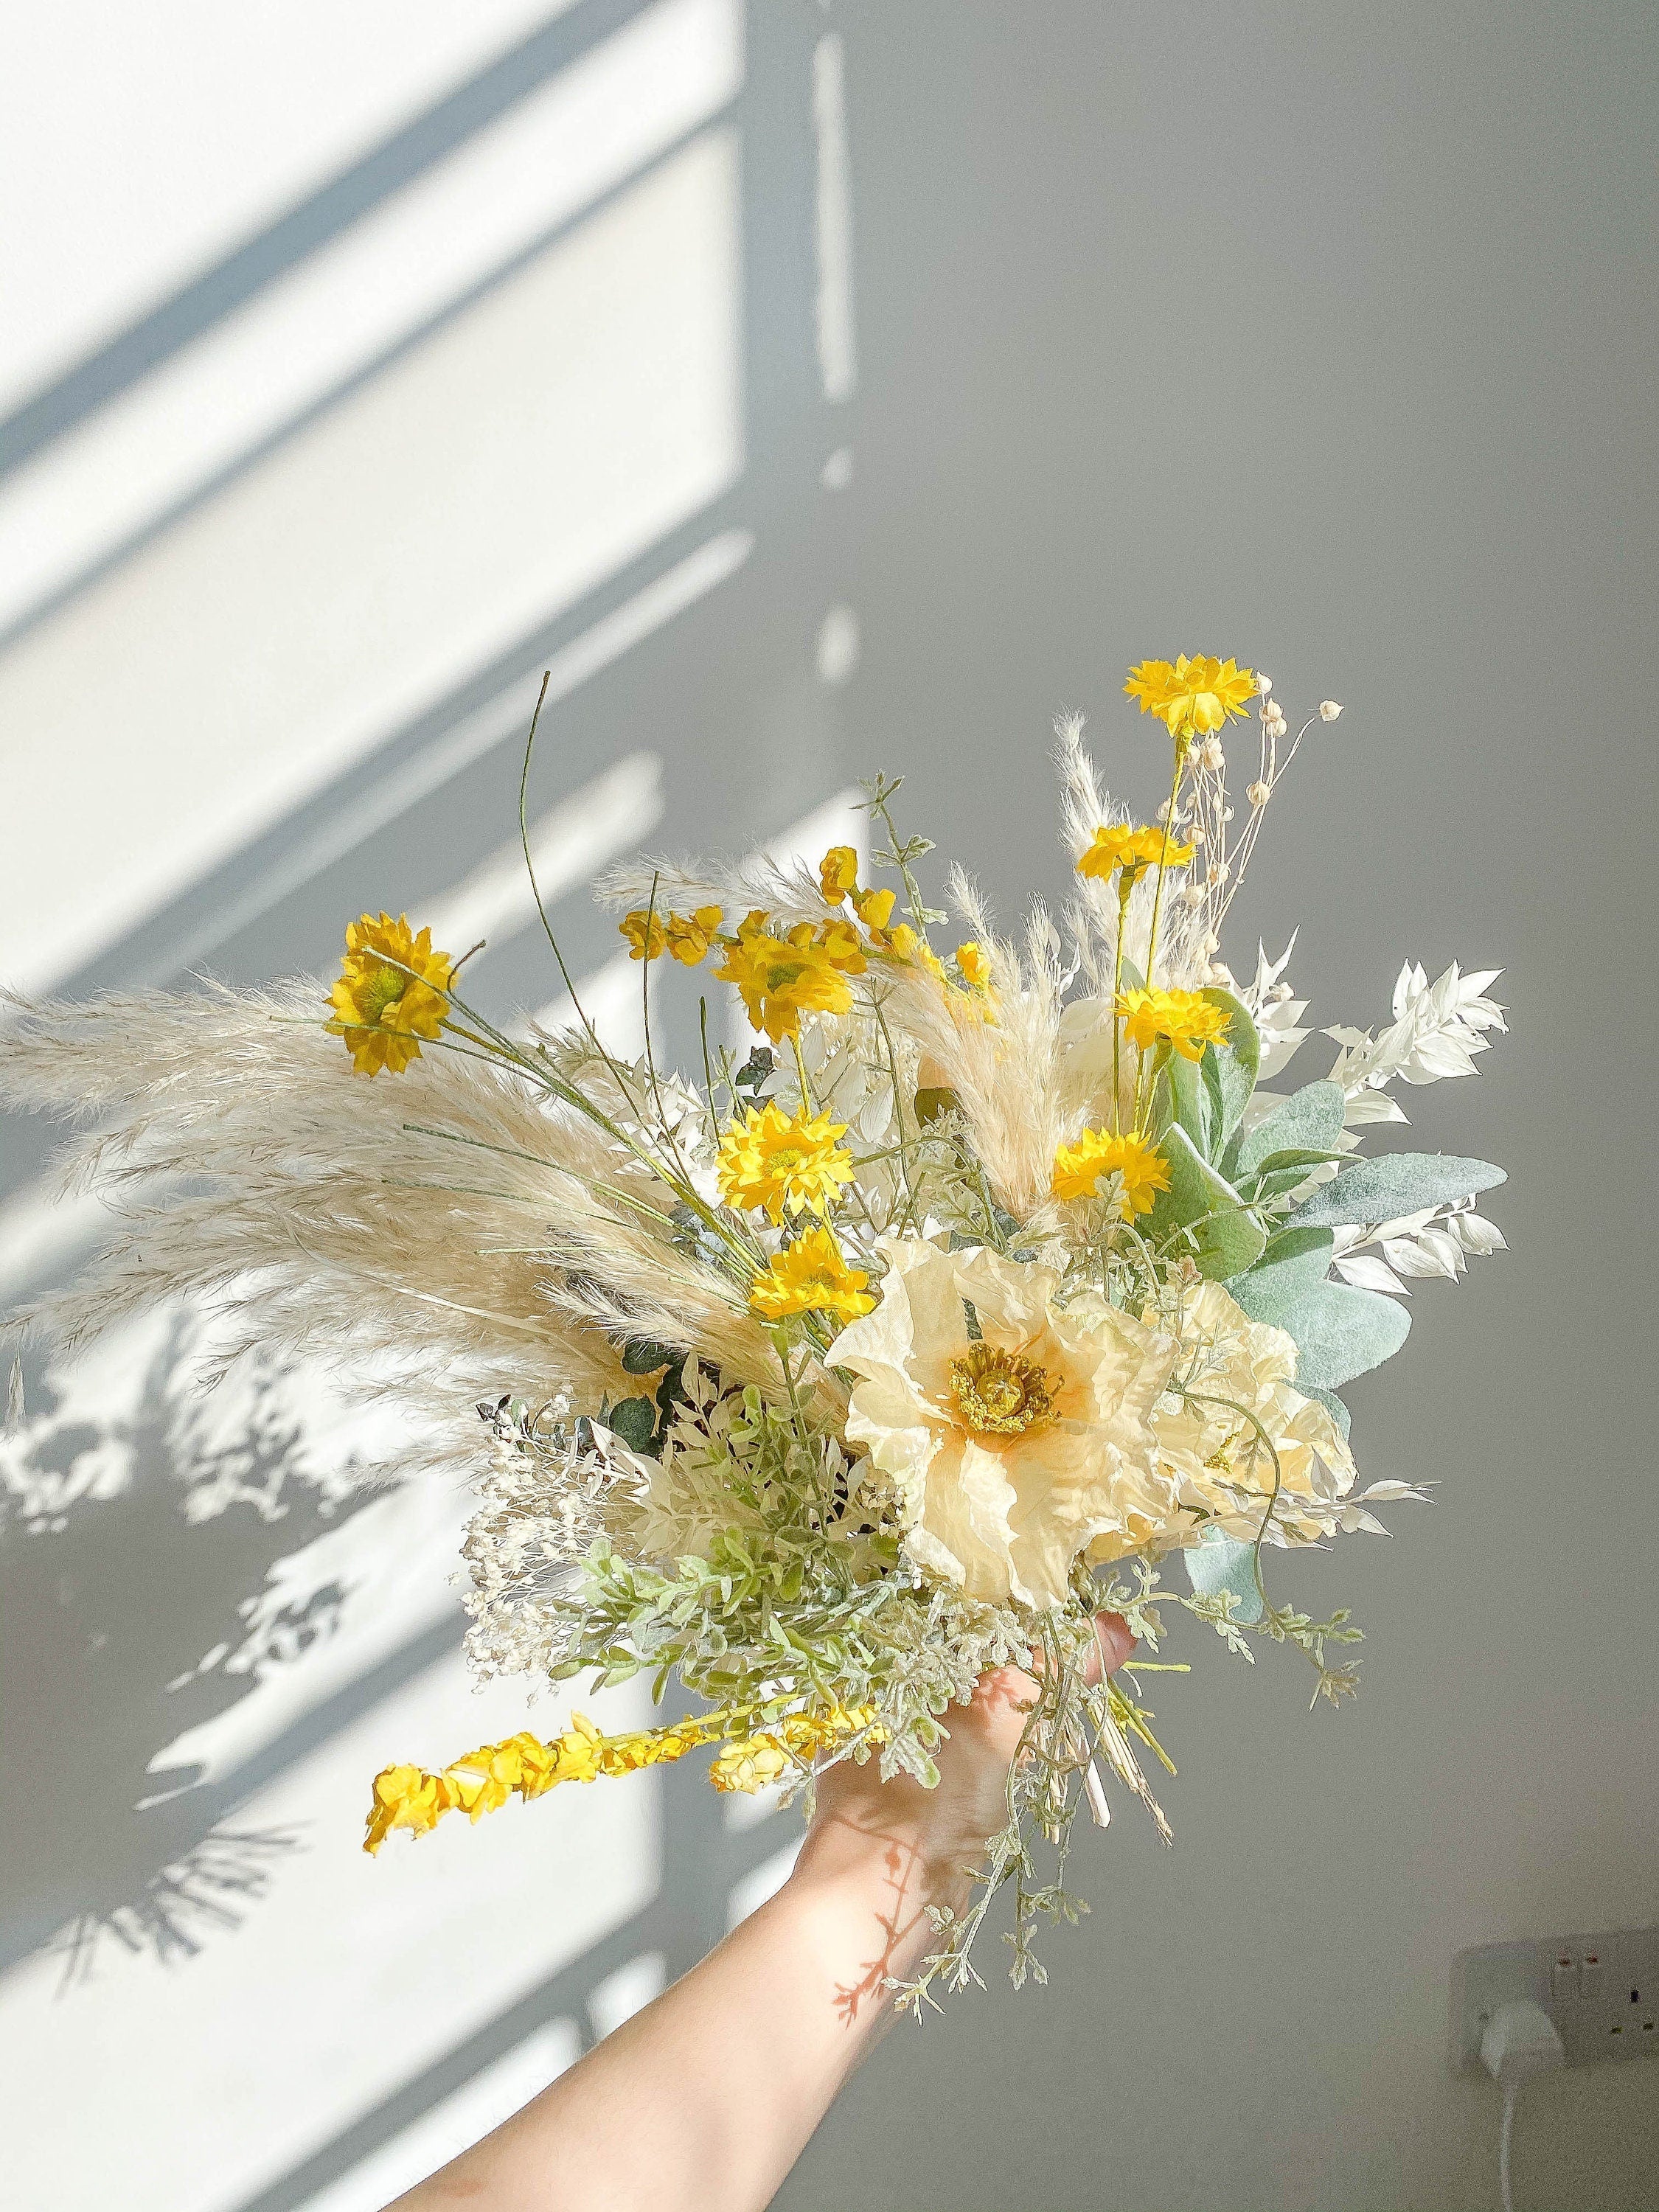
[790,1611,1136,2015]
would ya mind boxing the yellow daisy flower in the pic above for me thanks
[717,1102,856,1222]
[714,926,855,1042]
[1051,1127,1172,1217]
[819,845,860,903]
[1076,823,1197,883]
[1115,987,1232,1062]
[748,1225,875,1322]
[666,905,723,965]
[327,912,454,1076]
[1124,656,1256,746]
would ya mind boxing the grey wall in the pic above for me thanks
[779,5,1659,2208]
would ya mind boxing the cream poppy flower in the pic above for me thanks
[824,1239,1180,1610]
[1150,1281,1356,1547]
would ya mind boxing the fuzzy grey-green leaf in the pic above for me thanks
[1288,1152,1506,1229]
[1144,1124,1266,1281]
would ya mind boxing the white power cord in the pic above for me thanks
[1481,2000,1564,2212]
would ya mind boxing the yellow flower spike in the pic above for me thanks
[1077,824,1197,884]
[819,845,860,903]
[1052,1128,1172,1217]
[748,1225,875,1323]
[327,913,455,1076]
[815,917,868,974]
[709,1737,793,1793]
[1124,657,1256,747]
[955,941,993,993]
[1115,987,1232,1062]
[717,1101,857,1222]
[619,909,669,961]
[852,886,896,932]
[363,1763,458,1854]
[665,905,723,965]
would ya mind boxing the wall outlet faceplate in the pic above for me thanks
[1452,1925,1659,2072]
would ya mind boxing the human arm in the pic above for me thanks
[395,1613,1135,2212]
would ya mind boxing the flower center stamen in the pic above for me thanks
[947,1343,1056,1439]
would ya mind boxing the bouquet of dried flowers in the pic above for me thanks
[0,656,1507,2007]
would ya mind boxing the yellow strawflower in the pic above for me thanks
[717,1102,856,1222]
[1076,823,1196,883]
[748,1225,875,1322]
[852,886,896,931]
[1116,987,1232,1062]
[666,905,723,964]
[714,924,856,1042]
[1051,1127,1172,1217]
[819,845,860,903]
[1124,656,1256,746]
[327,912,453,1076]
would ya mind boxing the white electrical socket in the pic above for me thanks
[1452,1925,1659,2071]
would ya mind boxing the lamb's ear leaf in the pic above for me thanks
[1232,1080,1346,1178]
[1183,1529,1264,1625]
[1198,990,1260,1147]
[1229,1224,1408,1385]
[1164,1048,1210,1157]
[1144,1124,1266,1281]
[1301,1381,1352,1441]
[1287,1152,1506,1229]
[1230,1225,1336,1328]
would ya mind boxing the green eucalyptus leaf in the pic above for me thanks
[607,1396,660,1455]
[1201,987,1262,1091]
[621,1338,675,1375]
[1183,1528,1264,1625]
[1144,1124,1266,1281]
[1229,1224,1408,1386]
[1288,1152,1506,1229]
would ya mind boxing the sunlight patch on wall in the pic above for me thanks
[0,0,744,633]
[0,125,745,995]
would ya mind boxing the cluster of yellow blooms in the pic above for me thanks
[615,844,994,1047]
[364,1704,878,1851]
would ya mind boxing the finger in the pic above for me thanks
[1088,1610,1135,1681]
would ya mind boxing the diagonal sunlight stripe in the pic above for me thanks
[0,1,585,434]
[423,754,665,970]
[11,528,752,997]
[0,0,744,638]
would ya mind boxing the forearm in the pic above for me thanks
[397,1809,954,2212]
